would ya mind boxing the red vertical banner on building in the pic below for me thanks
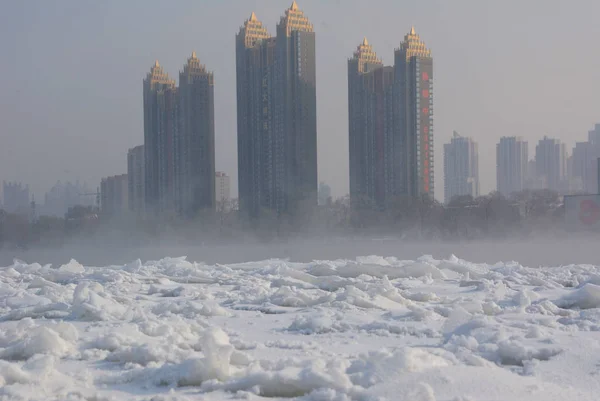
[421,72,430,193]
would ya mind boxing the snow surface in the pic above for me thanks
[1,254,600,400]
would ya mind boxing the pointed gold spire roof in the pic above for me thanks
[182,51,210,78]
[398,26,431,59]
[146,60,175,88]
[279,1,313,35]
[351,37,382,72]
[238,11,271,48]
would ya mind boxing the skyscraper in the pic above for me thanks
[347,28,433,208]
[587,124,600,193]
[395,27,434,198]
[444,132,479,203]
[347,38,394,208]
[215,172,231,204]
[589,123,600,145]
[177,52,215,216]
[496,136,528,196]
[127,145,145,215]
[274,1,317,215]
[597,157,600,195]
[143,61,177,215]
[236,12,274,217]
[100,174,128,218]
[236,2,317,218]
[534,136,567,192]
[571,124,600,194]
[571,142,592,192]
[142,54,216,219]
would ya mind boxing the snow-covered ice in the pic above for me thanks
[1,254,600,400]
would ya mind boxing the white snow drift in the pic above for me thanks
[0,254,599,400]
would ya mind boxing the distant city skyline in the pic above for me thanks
[2,0,600,202]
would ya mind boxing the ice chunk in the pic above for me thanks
[288,313,342,334]
[0,361,30,386]
[0,323,77,360]
[495,339,562,366]
[556,284,600,310]
[204,358,354,397]
[152,299,230,318]
[147,284,187,297]
[71,281,127,321]
[147,327,236,387]
[348,348,454,388]
[442,306,472,337]
[106,343,188,366]
[58,259,85,274]
[269,286,333,307]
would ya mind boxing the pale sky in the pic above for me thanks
[1,0,599,202]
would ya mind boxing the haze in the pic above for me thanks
[1,0,599,202]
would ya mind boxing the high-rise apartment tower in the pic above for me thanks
[348,27,433,208]
[236,1,317,218]
[143,61,177,215]
[444,132,479,203]
[496,136,528,196]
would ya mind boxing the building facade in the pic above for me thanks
[443,132,479,203]
[178,52,215,216]
[348,28,433,209]
[236,1,317,218]
[570,124,600,194]
[589,123,600,144]
[100,174,128,218]
[496,136,528,196]
[274,1,318,215]
[127,145,145,215]
[143,61,177,215]
[348,38,392,208]
[571,142,591,192]
[598,157,600,194]
[534,136,567,193]
[236,12,273,217]
[587,124,600,194]
[395,27,434,198]
[215,172,231,204]
[143,55,216,219]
